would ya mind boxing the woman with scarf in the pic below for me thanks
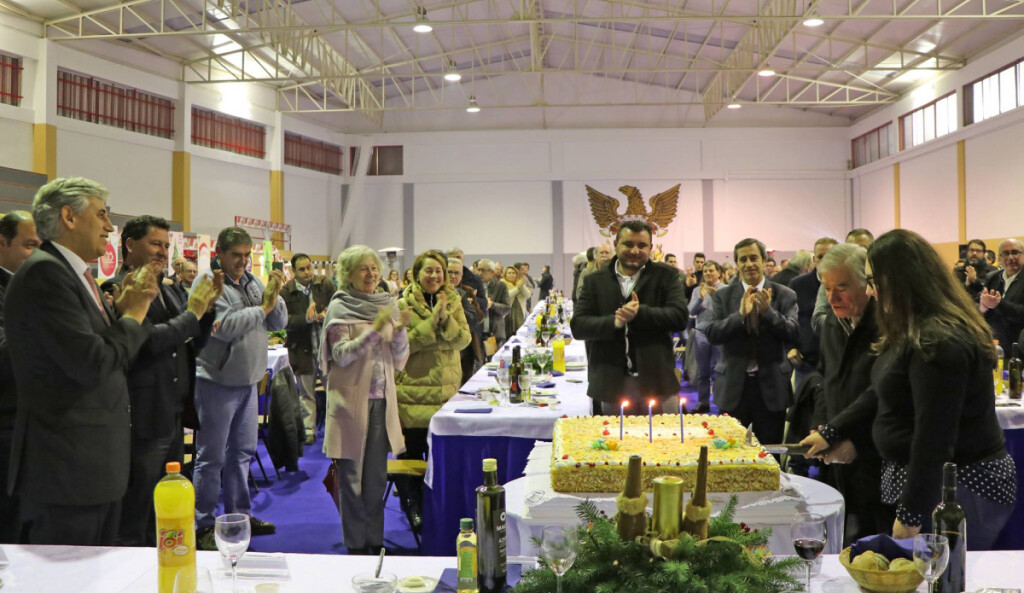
[321,245,410,554]
[394,250,472,530]
[503,265,529,338]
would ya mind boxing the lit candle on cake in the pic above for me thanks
[648,399,655,443]
[620,400,628,440]
[679,396,686,443]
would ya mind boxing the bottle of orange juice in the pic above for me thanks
[154,462,196,593]
[552,337,566,373]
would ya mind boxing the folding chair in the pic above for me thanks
[383,459,428,549]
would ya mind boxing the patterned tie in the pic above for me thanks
[83,267,110,324]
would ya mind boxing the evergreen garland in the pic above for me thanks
[513,496,803,593]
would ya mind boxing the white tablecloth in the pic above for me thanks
[2,545,1022,593]
[996,398,1024,430]
[505,442,846,557]
[267,346,290,375]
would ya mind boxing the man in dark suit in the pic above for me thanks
[5,177,158,545]
[537,265,554,301]
[0,210,40,543]
[112,215,222,547]
[477,259,510,349]
[706,238,799,444]
[280,253,334,444]
[980,238,1024,362]
[571,220,689,414]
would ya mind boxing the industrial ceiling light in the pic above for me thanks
[726,102,742,109]
[758,69,776,77]
[444,60,462,82]
[466,96,481,113]
[802,11,824,26]
[413,7,433,33]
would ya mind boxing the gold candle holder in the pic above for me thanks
[651,476,683,540]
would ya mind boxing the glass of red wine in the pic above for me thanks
[792,512,826,593]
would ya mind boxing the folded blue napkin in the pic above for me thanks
[454,408,493,414]
[551,370,564,377]
[487,371,496,376]
[849,534,914,561]
[457,388,478,395]
[534,381,556,389]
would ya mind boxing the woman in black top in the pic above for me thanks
[819,229,1016,549]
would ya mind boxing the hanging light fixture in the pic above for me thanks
[758,69,776,77]
[726,102,742,109]
[444,59,462,82]
[466,96,481,113]
[413,7,433,33]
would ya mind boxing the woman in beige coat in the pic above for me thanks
[394,250,471,529]
[320,245,410,554]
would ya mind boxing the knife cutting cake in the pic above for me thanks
[550,413,780,493]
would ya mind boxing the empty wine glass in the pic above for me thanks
[913,534,950,593]
[495,366,511,407]
[540,326,553,347]
[541,525,578,593]
[792,513,826,593]
[215,513,251,593]
[521,368,535,403]
[534,348,552,374]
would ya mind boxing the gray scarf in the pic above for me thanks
[324,286,396,323]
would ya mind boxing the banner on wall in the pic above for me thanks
[96,226,120,280]
[196,235,212,274]
[167,231,185,276]
[575,182,684,262]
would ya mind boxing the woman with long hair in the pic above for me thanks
[386,268,402,297]
[502,266,529,337]
[394,250,472,529]
[320,245,410,554]
[814,229,1016,549]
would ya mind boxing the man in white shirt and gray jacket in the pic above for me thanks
[193,226,287,550]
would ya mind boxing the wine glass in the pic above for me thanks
[215,513,251,593]
[792,513,826,593]
[540,326,553,347]
[521,368,535,403]
[495,366,511,407]
[541,525,578,593]
[913,534,950,593]
[534,348,552,374]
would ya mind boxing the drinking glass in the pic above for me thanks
[913,534,950,593]
[540,525,578,593]
[521,368,535,403]
[792,513,826,593]
[215,513,251,593]
[534,348,552,374]
[540,326,553,347]
[495,367,511,407]
[174,567,214,593]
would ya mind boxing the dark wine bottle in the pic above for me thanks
[508,346,523,404]
[1009,344,1022,400]
[476,458,507,593]
[932,462,966,593]
[536,314,546,346]
[616,455,647,541]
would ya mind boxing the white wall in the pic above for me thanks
[0,118,33,171]
[190,156,270,239]
[899,145,958,243]
[854,165,896,236]
[965,115,1024,239]
[283,168,332,255]
[348,182,404,253]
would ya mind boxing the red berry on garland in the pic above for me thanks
[707,429,715,436]
[603,420,610,425]
[758,451,768,458]
[701,421,708,428]
[562,455,569,460]
[602,430,610,436]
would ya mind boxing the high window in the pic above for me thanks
[0,53,22,107]
[349,145,403,176]
[285,132,343,175]
[964,58,1024,126]
[851,122,893,169]
[57,69,174,138]
[191,106,265,158]
[899,92,957,150]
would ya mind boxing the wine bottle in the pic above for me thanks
[1009,343,1022,400]
[536,314,546,345]
[616,455,647,541]
[508,346,523,404]
[932,462,966,593]
[994,341,1005,395]
[476,459,506,593]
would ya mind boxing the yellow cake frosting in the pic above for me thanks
[550,414,780,493]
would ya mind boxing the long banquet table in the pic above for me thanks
[3,545,1023,592]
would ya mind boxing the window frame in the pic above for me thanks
[898,91,957,151]
[963,57,1024,126]
[284,132,343,175]
[850,121,892,169]
[348,145,404,176]
[56,68,175,138]
[190,106,266,159]
[0,52,23,107]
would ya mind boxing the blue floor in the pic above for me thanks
[243,435,420,555]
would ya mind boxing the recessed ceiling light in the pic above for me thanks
[803,16,824,27]
[466,96,481,113]
[413,7,432,33]
[726,102,742,109]
[758,69,776,77]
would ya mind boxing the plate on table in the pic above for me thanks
[398,575,439,593]
[565,361,587,370]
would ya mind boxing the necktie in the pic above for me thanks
[83,268,110,324]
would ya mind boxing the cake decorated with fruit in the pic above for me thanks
[550,413,780,493]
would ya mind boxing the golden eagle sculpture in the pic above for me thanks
[586,184,681,237]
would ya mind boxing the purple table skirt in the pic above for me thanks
[422,434,542,556]
[994,427,1024,550]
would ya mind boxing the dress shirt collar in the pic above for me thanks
[1004,269,1019,291]
[0,265,12,277]
[740,276,767,292]
[51,241,90,277]
[614,259,645,298]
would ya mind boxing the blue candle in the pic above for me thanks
[648,399,654,443]
[679,397,686,443]
[620,400,627,440]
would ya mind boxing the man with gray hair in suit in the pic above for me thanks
[5,178,158,545]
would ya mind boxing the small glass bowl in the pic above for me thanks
[351,572,399,593]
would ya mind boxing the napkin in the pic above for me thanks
[454,408,493,414]
[487,371,496,376]
[550,370,564,377]
[458,388,479,395]
[849,534,914,561]
[534,381,556,389]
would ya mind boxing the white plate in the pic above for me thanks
[398,575,439,593]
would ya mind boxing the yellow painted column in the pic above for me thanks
[33,124,56,181]
[172,151,191,232]
[270,170,284,244]
[893,162,901,229]
[957,140,967,243]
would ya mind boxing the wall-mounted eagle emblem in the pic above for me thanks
[585,184,681,237]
